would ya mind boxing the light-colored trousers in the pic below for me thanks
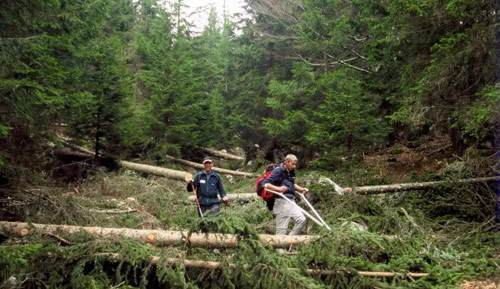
[273,197,306,235]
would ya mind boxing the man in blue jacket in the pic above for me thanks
[187,157,228,217]
[260,154,309,235]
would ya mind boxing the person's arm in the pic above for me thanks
[294,183,309,195]
[217,175,227,202]
[264,182,287,193]
[261,168,287,193]
[187,174,199,192]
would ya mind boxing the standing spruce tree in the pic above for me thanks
[224,12,271,156]
[363,0,499,151]
[0,0,65,167]
[245,0,388,162]
[134,1,243,157]
[134,0,216,157]
[62,0,134,158]
[308,69,388,173]
[264,62,316,160]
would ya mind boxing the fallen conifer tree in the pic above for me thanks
[199,147,244,161]
[99,252,428,279]
[165,155,253,177]
[119,160,191,182]
[190,176,499,201]
[52,149,192,182]
[0,221,316,248]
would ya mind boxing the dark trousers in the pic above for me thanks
[199,203,221,217]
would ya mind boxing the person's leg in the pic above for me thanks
[273,198,290,235]
[289,201,306,235]
[204,203,221,217]
[199,205,208,217]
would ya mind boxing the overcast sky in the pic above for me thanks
[180,0,248,32]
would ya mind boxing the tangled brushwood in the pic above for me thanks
[0,162,499,288]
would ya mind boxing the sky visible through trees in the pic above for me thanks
[0,0,498,167]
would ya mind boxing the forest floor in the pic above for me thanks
[1,137,499,288]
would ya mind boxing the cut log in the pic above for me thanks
[189,176,499,200]
[56,143,192,182]
[88,209,137,214]
[59,139,95,155]
[0,221,316,248]
[119,161,191,182]
[100,253,428,279]
[188,193,258,202]
[199,147,244,161]
[53,149,93,161]
[165,155,253,177]
[343,176,499,195]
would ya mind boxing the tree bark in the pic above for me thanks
[199,147,244,161]
[165,155,253,177]
[59,139,95,155]
[343,176,499,195]
[189,176,499,201]
[0,221,316,248]
[119,160,191,182]
[52,149,192,182]
[100,253,428,279]
[188,193,258,202]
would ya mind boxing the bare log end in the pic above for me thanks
[147,233,157,243]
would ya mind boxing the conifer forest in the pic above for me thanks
[1,0,499,288]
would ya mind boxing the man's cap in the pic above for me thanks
[202,157,213,164]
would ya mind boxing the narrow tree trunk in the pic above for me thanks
[165,155,253,177]
[119,161,192,182]
[100,253,428,279]
[0,221,316,248]
[199,147,244,161]
[94,103,103,159]
[59,139,95,155]
[53,149,192,182]
[53,149,94,161]
[191,176,499,201]
[343,176,499,195]
[188,193,258,202]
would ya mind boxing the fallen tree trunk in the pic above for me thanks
[343,176,499,195]
[119,161,191,182]
[53,149,192,182]
[165,155,253,177]
[189,176,499,201]
[199,147,244,161]
[100,253,428,279]
[0,221,316,248]
[88,209,137,214]
[188,193,258,202]
[52,149,93,161]
[59,139,95,155]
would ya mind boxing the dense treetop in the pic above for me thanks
[1,0,498,168]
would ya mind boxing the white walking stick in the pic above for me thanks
[266,189,325,229]
[297,193,332,231]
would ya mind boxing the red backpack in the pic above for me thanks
[256,163,279,200]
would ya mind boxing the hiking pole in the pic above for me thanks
[266,189,325,228]
[185,174,203,218]
[191,183,204,218]
[297,193,332,231]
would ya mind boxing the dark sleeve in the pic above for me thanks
[260,167,281,186]
[186,173,198,192]
[217,174,226,198]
